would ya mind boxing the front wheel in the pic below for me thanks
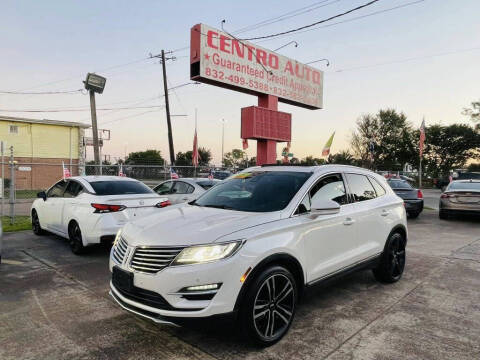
[373,232,406,283]
[239,266,297,346]
[68,221,86,255]
[32,210,45,235]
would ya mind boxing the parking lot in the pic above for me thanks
[1,207,479,360]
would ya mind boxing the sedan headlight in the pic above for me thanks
[171,241,243,265]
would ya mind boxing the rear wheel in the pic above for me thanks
[32,210,45,235]
[239,266,297,346]
[373,232,406,283]
[68,221,86,255]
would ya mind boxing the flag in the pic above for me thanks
[322,132,335,157]
[62,161,71,179]
[118,164,126,177]
[192,128,199,167]
[208,168,214,180]
[419,119,426,157]
[242,138,249,150]
[170,167,179,179]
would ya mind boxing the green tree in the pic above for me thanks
[467,163,480,172]
[351,109,416,170]
[463,100,480,130]
[175,147,212,166]
[326,151,359,165]
[300,155,325,166]
[223,149,246,169]
[422,124,480,177]
[125,149,164,165]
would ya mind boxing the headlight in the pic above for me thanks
[171,241,243,265]
[113,229,122,247]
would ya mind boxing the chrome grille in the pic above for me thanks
[130,246,185,274]
[112,237,128,264]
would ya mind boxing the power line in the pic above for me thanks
[0,104,166,113]
[0,89,84,95]
[101,109,163,125]
[240,0,381,41]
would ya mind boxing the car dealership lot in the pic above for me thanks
[1,210,479,360]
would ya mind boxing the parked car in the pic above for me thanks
[435,171,480,189]
[109,165,407,345]
[211,170,232,180]
[387,179,424,218]
[31,176,170,254]
[152,178,220,204]
[439,180,480,219]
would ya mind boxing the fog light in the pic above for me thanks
[185,283,220,292]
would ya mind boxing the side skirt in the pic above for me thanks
[305,253,382,290]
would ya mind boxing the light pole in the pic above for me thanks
[84,73,106,175]
[221,119,225,168]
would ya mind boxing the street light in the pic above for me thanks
[84,73,107,174]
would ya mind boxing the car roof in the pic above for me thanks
[70,175,139,182]
[451,179,480,183]
[258,164,377,175]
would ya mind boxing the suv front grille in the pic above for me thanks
[112,237,128,264]
[130,246,185,274]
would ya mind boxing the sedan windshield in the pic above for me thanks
[89,180,154,195]
[388,180,412,189]
[194,171,311,212]
[448,182,480,191]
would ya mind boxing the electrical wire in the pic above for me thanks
[240,0,381,41]
[0,89,84,95]
[100,109,163,125]
[0,105,166,113]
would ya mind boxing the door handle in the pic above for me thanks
[343,217,355,226]
[381,210,390,217]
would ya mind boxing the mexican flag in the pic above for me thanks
[322,132,335,157]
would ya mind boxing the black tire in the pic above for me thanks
[68,221,86,255]
[407,211,420,219]
[239,265,297,346]
[439,210,448,220]
[32,210,45,235]
[373,232,406,283]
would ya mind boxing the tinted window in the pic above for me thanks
[346,174,376,202]
[47,181,67,197]
[194,171,311,212]
[370,177,386,196]
[173,181,194,194]
[64,181,83,198]
[196,180,219,190]
[448,182,480,191]
[310,174,348,206]
[388,180,412,189]
[154,181,173,195]
[89,180,153,195]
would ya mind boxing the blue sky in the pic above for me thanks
[1,0,479,163]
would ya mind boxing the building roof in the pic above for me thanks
[0,115,90,128]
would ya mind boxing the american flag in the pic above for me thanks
[192,128,199,167]
[242,138,248,150]
[170,167,179,179]
[208,168,214,180]
[419,119,426,157]
[118,164,126,177]
[62,161,71,179]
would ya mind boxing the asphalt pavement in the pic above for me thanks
[1,209,479,359]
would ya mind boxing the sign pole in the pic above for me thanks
[419,157,422,189]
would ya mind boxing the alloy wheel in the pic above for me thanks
[388,235,406,280]
[253,273,295,340]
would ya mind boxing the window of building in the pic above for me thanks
[9,125,18,134]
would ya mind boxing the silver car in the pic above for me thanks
[439,180,480,219]
[153,178,220,204]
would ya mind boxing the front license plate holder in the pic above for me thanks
[112,266,134,292]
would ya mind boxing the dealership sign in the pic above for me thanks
[190,23,323,110]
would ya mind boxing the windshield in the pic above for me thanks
[196,180,219,190]
[447,182,480,191]
[388,180,412,189]
[194,171,311,212]
[89,180,154,195]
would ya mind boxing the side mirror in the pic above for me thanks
[37,191,47,201]
[310,198,340,216]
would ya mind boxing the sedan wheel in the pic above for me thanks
[241,266,297,346]
[373,232,406,283]
[32,210,45,235]
[69,222,86,255]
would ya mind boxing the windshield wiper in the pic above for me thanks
[202,204,235,210]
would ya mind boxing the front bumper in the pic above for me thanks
[109,247,252,319]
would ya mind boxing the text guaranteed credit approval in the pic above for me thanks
[190,23,323,110]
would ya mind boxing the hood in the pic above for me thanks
[121,204,281,247]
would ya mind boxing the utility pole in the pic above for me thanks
[150,50,176,165]
[9,146,14,225]
[221,119,225,168]
[89,90,100,174]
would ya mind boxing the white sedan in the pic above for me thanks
[31,176,170,254]
[152,178,220,204]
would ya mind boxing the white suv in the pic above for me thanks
[109,165,407,345]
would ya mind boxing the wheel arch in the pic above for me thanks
[233,252,305,311]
